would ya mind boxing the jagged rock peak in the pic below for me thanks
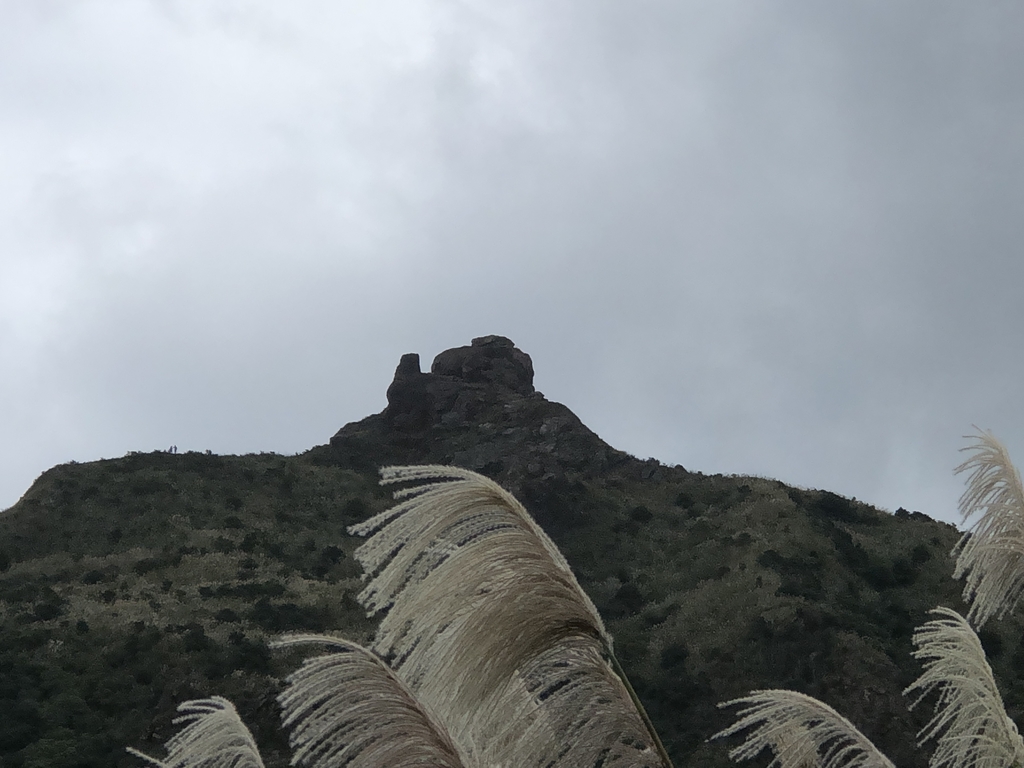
[382,335,535,433]
[330,335,621,480]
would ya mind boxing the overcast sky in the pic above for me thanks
[3,2,1022,528]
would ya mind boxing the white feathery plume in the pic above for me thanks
[272,634,469,768]
[904,607,1024,768]
[126,696,265,768]
[348,464,667,768]
[953,429,1024,628]
[711,689,895,768]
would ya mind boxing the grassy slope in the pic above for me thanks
[2,444,1022,768]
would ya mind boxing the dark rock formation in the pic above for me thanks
[384,353,434,432]
[330,335,630,490]
[430,335,535,396]
[383,335,533,433]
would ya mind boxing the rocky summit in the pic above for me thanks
[331,335,630,489]
[0,335,1018,768]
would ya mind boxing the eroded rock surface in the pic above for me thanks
[330,335,627,488]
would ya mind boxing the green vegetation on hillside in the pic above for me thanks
[1,443,1014,768]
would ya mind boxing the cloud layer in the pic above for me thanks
[4,1,1023,526]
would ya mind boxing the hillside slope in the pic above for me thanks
[1,335,1017,768]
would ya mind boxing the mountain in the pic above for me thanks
[1,335,1020,768]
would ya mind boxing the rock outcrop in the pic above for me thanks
[330,335,628,489]
[430,334,534,396]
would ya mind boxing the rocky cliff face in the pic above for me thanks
[330,335,635,490]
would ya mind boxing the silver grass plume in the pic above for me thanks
[272,634,468,768]
[953,429,1024,628]
[903,607,1024,768]
[711,689,895,768]
[126,696,265,768]
[348,464,668,768]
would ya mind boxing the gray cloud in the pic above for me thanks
[3,1,1023,528]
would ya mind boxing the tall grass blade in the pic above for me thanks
[126,696,265,768]
[272,634,468,768]
[711,689,895,768]
[348,464,666,768]
[953,429,1024,628]
[904,607,1024,768]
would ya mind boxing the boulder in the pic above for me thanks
[430,335,534,396]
